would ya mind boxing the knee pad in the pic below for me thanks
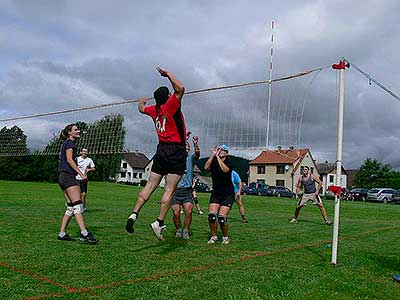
[208,213,217,223]
[218,215,228,225]
[65,203,74,217]
[72,200,83,215]
[193,197,199,204]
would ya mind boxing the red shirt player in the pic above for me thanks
[126,67,186,241]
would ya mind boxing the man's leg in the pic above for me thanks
[236,195,247,222]
[317,203,332,224]
[81,192,87,209]
[208,203,220,243]
[171,204,182,237]
[150,173,181,240]
[182,202,194,232]
[290,205,303,223]
[126,172,163,233]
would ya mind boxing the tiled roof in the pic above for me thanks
[317,162,348,175]
[249,148,309,165]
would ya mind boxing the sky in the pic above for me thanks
[1,0,400,169]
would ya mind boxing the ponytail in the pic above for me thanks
[60,123,76,140]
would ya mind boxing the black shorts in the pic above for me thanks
[151,143,186,176]
[58,172,79,191]
[209,194,235,208]
[79,180,88,193]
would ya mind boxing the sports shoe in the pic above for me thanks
[80,232,99,244]
[182,229,190,240]
[198,210,204,215]
[242,216,248,223]
[289,218,297,224]
[180,210,184,214]
[175,229,183,238]
[57,233,75,241]
[325,220,333,226]
[207,236,219,244]
[222,236,230,245]
[150,221,166,241]
[125,213,137,233]
[83,207,88,213]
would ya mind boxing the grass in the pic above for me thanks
[0,180,399,300]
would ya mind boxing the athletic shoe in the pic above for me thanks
[125,213,137,233]
[83,208,88,213]
[175,229,183,238]
[325,220,333,226]
[180,210,184,214]
[207,236,219,244]
[80,232,99,245]
[222,236,230,245]
[182,229,190,240]
[242,216,248,223]
[150,221,166,241]
[198,210,204,215]
[289,218,297,224]
[57,234,75,241]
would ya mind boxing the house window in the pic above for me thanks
[133,172,137,178]
[329,174,335,183]
[276,165,285,174]
[122,162,127,168]
[310,167,314,174]
[257,166,265,174]
[276,180,285,187]
[128,172,131,179]
[121,172,126,178]
[139,173,142,179]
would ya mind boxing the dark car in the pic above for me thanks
[244,182,274,196]
[274,186,296,198]
[391,190,400,204]
[194,181,211,192]
[348,188,368,201]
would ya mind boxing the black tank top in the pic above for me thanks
[301,175,316,194]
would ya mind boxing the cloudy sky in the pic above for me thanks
[1,0,400,169]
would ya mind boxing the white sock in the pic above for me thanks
[81,229,88,236]
[59,232,66,238]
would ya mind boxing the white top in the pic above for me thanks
[76,156,95,180]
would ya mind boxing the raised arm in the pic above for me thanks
[193,136,200,160]
[204,146,217,171]
[138,97,147,114]
[156,67,185,102]
[216,150,230,173]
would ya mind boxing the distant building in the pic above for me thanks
[249,147,319,191]
[346,169,359,188]
[116,152,150,184]
[316,162,348,195]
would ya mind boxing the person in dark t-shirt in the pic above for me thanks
[57,123,98,244]
[126,67,186,241]
[204,144,234,245]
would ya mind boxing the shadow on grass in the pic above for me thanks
[369,254,400,272]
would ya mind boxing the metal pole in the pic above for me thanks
[331,61,345,265]
[266,20,274,148]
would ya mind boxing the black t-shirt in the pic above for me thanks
[58,139,77,175]
[210,156,234,196]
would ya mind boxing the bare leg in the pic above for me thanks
[157,173,182,221]
[133,172,163,214]
[81,192,87,208]
[183,202,194,231]
[218,206,231,237]
[172,204,182,230]
[236,195,246,216]
[208,203,220,237]
[64,185,86,232]
[60,192,73,233]
[317,203,330,222]
[294,205,303,219]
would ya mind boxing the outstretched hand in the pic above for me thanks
[211,145,218,156]
[192,136,199,145]
[156,67,168,77]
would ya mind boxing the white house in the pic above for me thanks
[116,152,150,184]
[316,162,347,195]
[248,147,319,192]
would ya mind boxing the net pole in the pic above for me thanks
[266,20,274,148]
[331,59,346,265]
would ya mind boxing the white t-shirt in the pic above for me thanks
[76,156,95,180]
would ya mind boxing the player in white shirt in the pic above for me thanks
[76,148,96,212]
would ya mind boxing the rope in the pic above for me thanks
[346,59,400,102]
[0,65,330,122]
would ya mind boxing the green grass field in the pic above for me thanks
[0,180,399,300]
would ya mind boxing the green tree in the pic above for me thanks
[353,158,392,188]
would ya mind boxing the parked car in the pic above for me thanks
[274,186,295,198]
[391,190,400,204]
[348,188,368,201]
[367,188,397,203]
[194,181,211,192]
[244,182,274,196]
[242,182,257,195]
